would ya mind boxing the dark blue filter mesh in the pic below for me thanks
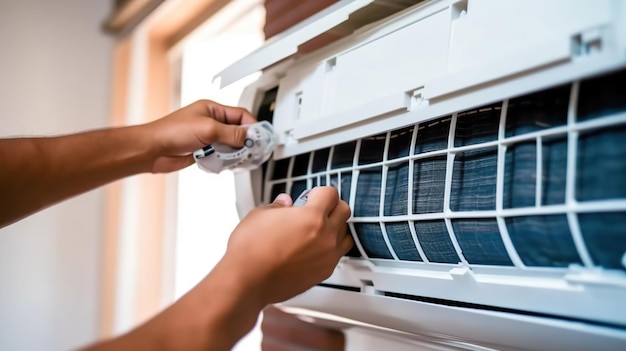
[455,104,501,147]
[578,212,626,270]
[542,137,567,205]
[413,220,459,264]
[331,141,356,169]
[505,84,569,137]
[384,162,409,216]
[271,158,290,180]
[359,133,386,165]
[354,223,393,259]
[506,215,581,267]
[412,156,446,214]
[388,126,414,159]
[290,180,307,201]
[415,117,451,154]
[578,68,626,121]
[503,142,536,208]
[451,148,498,211]
[385,222,422,261]
[311,148,330,173]
[452,219,513,266]
[340,172,352,204]
[354,167,382,217]
[291,153,310,176]
[577,126,626,201]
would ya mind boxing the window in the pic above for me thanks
[173,1,265,350]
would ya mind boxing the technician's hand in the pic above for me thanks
[223,186,353,306]
[82,187,352,351]
[145,99,256,173]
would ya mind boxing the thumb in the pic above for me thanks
[268,193,293,208]
[211,122,248,148]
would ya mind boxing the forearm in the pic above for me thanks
[0,125,155,227]
[85,257,264,351]
[0,100,255,228]
[83,187,351,351]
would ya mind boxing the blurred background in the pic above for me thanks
[0,0,388,350]
[0,0,265,350]
[0,1,114,350]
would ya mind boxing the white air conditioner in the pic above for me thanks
[218,0,626,349]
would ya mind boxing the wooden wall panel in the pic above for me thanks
[264,0,338,39]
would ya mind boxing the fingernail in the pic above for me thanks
[273,193,292,206]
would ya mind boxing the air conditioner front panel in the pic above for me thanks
[236,66,626,332]
[280,287,626,351]
[232,1,626,349]
[447,0,612,74]
[244,0,625,156]
[214,0,422,88]
[324,7,451,119]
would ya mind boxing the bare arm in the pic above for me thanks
[0,100,254,228]
[1,99,353,350]
[85,188,353,351]
[85,251,265,351]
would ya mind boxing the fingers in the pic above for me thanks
[272,193,293,207]
[261,193,293,211]
[208,121,248,148]
[307,187,351,256]
[266,188,351,256]
[304,186,339,214]
[191,99,256,147]
[304,187,350,247]
[198,100,257,125]
[328,199,351,229]
[338,229,355,255]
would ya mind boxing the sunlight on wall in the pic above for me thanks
[175,1,265,350]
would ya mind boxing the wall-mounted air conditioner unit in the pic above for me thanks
[217,0,626,349]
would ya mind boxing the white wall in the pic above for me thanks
[0,1,113,350]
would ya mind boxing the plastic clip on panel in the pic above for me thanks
[193,121,276,173]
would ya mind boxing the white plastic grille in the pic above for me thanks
[263,68,626,271]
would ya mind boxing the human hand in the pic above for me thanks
[222,186,353,306]
[81,187,350,351]
[145,99,256,173]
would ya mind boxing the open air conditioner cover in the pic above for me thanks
[229,1,626,350]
